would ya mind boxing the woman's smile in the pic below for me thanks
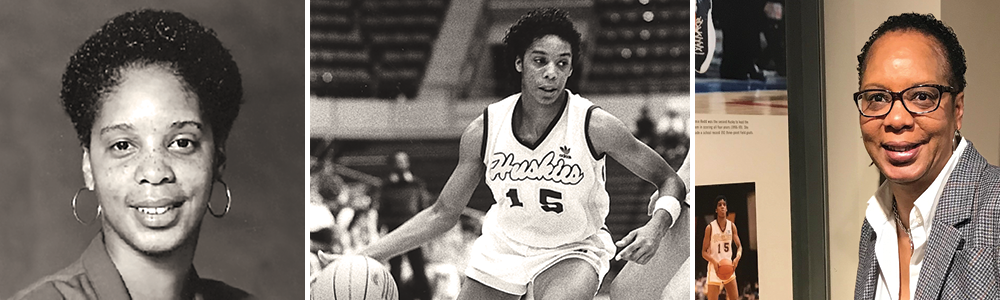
[130,196,187,228]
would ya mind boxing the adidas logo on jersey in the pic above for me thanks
[559,145,572,159]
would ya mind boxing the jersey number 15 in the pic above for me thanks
[506,188,563,213]
[718,243,730,253]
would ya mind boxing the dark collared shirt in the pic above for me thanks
[9,232,252,300]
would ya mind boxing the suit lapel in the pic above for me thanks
[914,144,985,300]
[856,219,879,300]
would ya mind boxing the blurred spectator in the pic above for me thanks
[346,183,380,250]
[308,201,346,276]
[635,107,689,170]
[313,154,346,209]
[378,151,434,300]
[635,106,657,146]
[658,109,690,169]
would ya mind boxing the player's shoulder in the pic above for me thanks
[457,113,487,161]
[486,93,521,111]
[465,114,485,132]
[585,106,628,135]
[481,93,520,129]
[460,115,485,145]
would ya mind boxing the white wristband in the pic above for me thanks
[649,195,682,228]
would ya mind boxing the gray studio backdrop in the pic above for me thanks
[0,1,305,298]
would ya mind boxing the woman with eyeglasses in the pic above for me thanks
[853,13,1000,300]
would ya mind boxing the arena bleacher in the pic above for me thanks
[311,0,450,99]
[311,0,687,99]
[587,0,689,94]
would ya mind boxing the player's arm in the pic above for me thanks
[590,109,686,221]
[647,153,691,215]
[589,108,686,264]
[360,116,486,261]
[701,224,717,266]
[676,154,691,194]
[732,223,743,268]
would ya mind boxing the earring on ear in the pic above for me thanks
[208,179,231,218]
[954,130,962,151]
[72,187,101,225]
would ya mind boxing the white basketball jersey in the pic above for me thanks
[481,91,609,248]
[710,219,733,262]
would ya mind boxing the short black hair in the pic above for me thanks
[502,8,582,83]
[715,195,727,206]
[61,9,243,159]
[857,13,966,92]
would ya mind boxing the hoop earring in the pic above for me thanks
[72,187,101,225]
[208,179,231,218]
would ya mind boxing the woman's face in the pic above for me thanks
[859,31,963,188]
[515,34,573,105]
[716,200,727,217]
[83,65,216,255]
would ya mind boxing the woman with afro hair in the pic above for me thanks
[11,9,252,300]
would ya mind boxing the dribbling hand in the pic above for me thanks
[316,250,341,269]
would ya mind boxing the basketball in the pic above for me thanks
[717,258,735,279]
[311,255,398,300]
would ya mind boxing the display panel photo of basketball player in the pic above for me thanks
[695,182,759,300]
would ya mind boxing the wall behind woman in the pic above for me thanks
[0,1,305,298]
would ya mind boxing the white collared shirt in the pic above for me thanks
[866,138,967,300]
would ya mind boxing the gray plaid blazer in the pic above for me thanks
[855,142,1000,299]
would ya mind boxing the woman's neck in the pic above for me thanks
[515,93,565,136]
[103,229,198,300]
[889,177,935,229]
[890,188,919,230]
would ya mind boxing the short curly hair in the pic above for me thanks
[857,13,966,92]
[61,9,243,157]
[502,8,582,82]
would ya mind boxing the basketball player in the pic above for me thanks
[703,195,742,300]
[360,8,686,300]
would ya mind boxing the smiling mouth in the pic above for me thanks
[132,202,183,215]
[879,140,927,165]
[882,142,922,152]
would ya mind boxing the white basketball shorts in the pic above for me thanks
[465,225,615,295]
[706,262,736,286]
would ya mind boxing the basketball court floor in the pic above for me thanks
[695,77,788,116]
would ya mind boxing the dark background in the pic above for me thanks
[0,1,305,298]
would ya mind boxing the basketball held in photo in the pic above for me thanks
[717,258,735,279]
[312,255,399,300]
